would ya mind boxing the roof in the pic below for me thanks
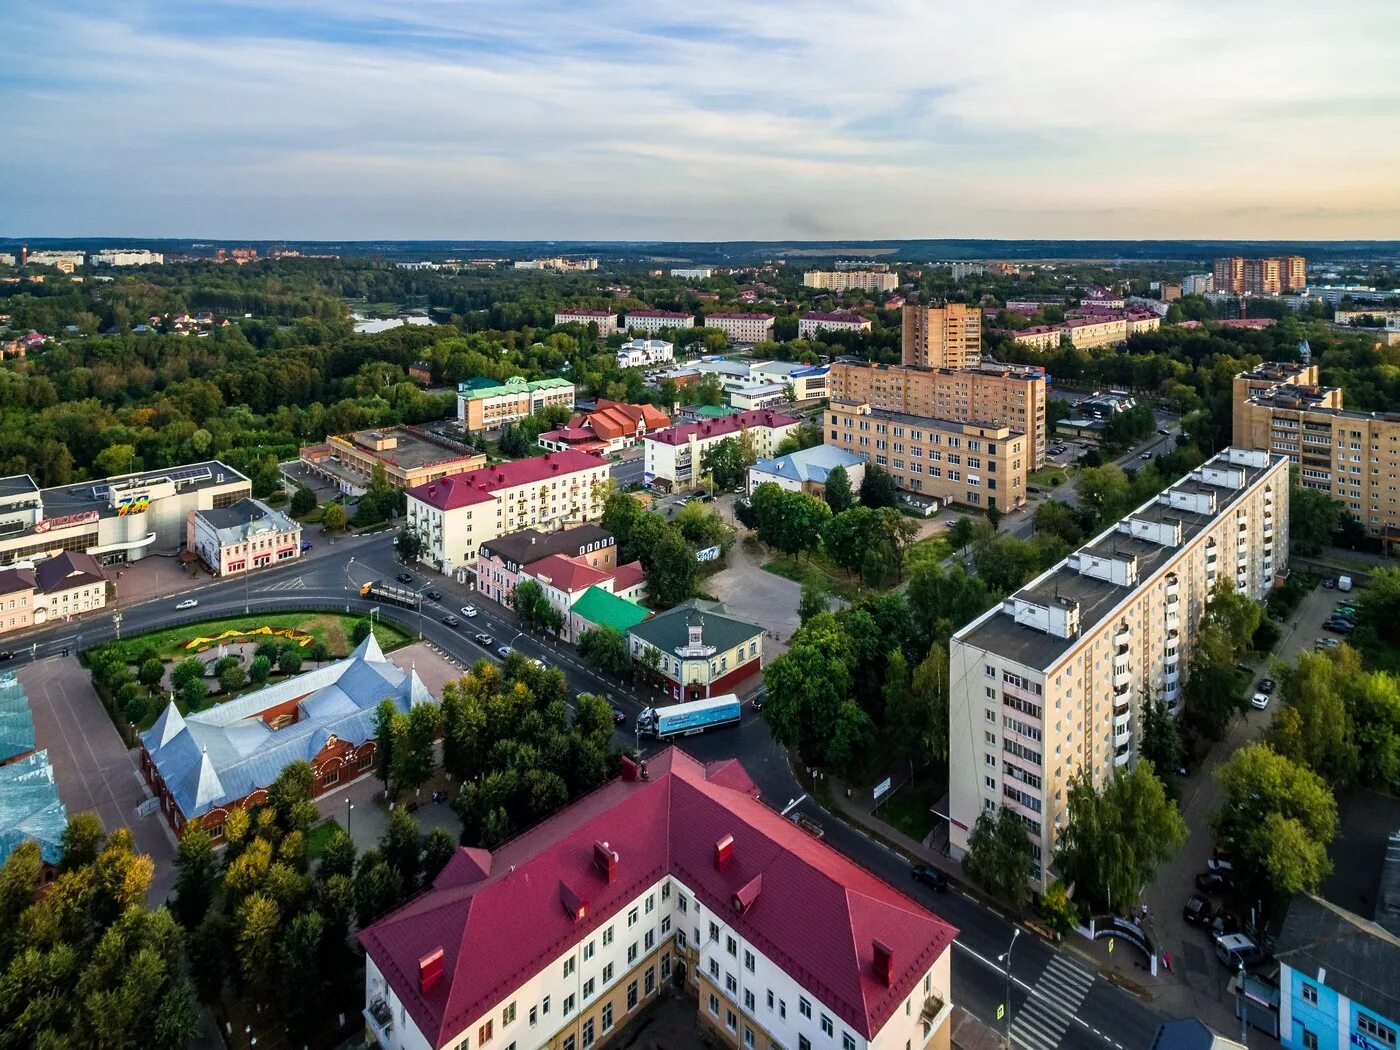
[801,311,870,325]
[36,461,248,526]
[0,567,35,596]
[706,312,775,321]
[197,497,298,540]
[628,598,761,654]
[571,585,650,634]
[140,635,432,819]
[0,674,38,763]
[644,409,799,447]
[407,450,606,511]
[625,310,692,319]
[457,376,575,401]
[0,749,68,866]
[1149,1019,1243,1050]
[1276,893,1400,1023]
[477,525,614,571]
[338,427,484,471]
[34,551,105,594]
[522,554,611,596]
[751,445,865,486]
[359,748,957,1047]
[555,309,615,318]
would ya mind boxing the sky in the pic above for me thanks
[4,0,1400,241]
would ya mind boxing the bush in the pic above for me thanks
[123,694,150,726]
[249,655,272,684]
[1252,618,1282,654]
[291,487,317,516]
[351,619,373,644]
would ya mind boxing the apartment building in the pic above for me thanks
[643,410,799,492]
[456,377,577,432]
[670,267,714,279]
[1182,273,1213,295]
[1061,315,1128,349]
[802,269,900,292]
[797,311,872,338]
[622,310,696,335]
[360,748,957,1050]
[901,303,982,370]
[1232,362,1400,542]
[520,258,599,271]
[554,309,620,336]
[948,448,1289,889]
[300,426,487,493]
[475,525,616,606]
[705,312,775,344]
[1212,256,1307,295]
[827,362,1047,467]
[826,401,1028,512]
[404,450,611,575]
[89,249,164,267]
[1009,326,1063,351]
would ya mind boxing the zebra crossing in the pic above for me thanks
[1010,954,1095,1050]
[256,577,306,593]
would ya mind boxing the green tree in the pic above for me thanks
[1203,577,1262,655]
[277,647,303,675]
[372,699,399,796]
[321,502,348,532]
[946,516,976,552]
[1140,694,1183,799]
[177,676,208,711]
[986,504,1003,532]
[797,581,829,624]
[972,534,1042,593]
[422,828,456,886]
[290,486,317,516]
[1342,664,1400,793]
[859,463,898,508]
[351,618,374,644]
[1268,649,1359,787]
[703,436,755,491]
[308,641,332,663]
[170,658,205,692]
[964,808,1034,909]
[123,693,150,726]
[218,661,246,693]
[761,612,854,770]
[1033,499,1088,546]
[646,528,698,607]
[1355,566,1400,650]
[1289,482,1342,555]
[316,829,358,881]
[512,578,565,635]
[1182,622,1241,741]
[249,654,272,684]
[138,657,165,693]
[394,526,425,563]
[1074,464,1132,526]
[1055,762,1186,914]
[1039,881,1079,939]
[379,808,423,888]
[577,625,630,678]
[59,812,105,871]
[235,892,282,1001]
[395,703,441,795]
[823,465,855,514]
[173,822,216,928]
[893,642,949,768]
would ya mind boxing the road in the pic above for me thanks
[3,530,1172,1050]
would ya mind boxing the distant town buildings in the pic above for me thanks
[797,311,872,338]
[515,257,598,271]
[622,310,695,336]
[25,251,85,270]
[1212,255,1307,295]
[1181,273,1214,295]
[186,497,302,577]
[553,309,619,337]
[669,267,714,279]
[704,312,775,344]
[300,426,486,494]
[643,409,799,491]
[615,337,675,368]
[88,249,164,267]
[901,302,982,369]
[802,269,900,292]
[931,261,987,280]
[948,447,1288,890]
[456,376,577,432]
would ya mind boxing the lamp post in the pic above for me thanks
[1238,959,1248,1047]
[346,798,354,838]
[998,927,1021,1050]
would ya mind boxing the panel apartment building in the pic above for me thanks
[1212,256,1307,295]
[360,748,957,1050]
[827,361,1048,467]
[901,303,982,370]
[948,448,1289,889]
[1232,361,1400,542]
[802,269,900,292]
[826,401,1028,512]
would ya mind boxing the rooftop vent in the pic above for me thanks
[714,834,734,872]
[872,939,894,987]
[733,873,762,915]
[619,755,640,781]
[419,947,445,994]
[593,840,618,883]
[559,880,588,922]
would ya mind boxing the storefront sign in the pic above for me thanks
[32,510,99,533]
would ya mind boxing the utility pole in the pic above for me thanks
[999,928,1020,1050]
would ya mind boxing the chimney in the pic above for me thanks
[714,834,734,871]
[619,755,640,781]
[593,840,618,883]
[419,947,445,994]
[872,940,894,987]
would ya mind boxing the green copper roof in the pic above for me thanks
[572,586,650,634]
[0,750,68,866]
[458,376,574,400]
[0,675,37,764]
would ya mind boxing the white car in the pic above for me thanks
[1251,692,1270,710]
[175,599,199,610]
[460,605,478,618]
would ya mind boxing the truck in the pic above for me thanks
[359,580,420,609]
[1337,575,1353,592]
[636,694,741,739]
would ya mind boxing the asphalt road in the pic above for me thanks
[4,532,1172,1050]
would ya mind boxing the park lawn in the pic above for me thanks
[306,818,345,861]
[904,535,951,575]
[111,611,413,662]
[1028,466,1069,488]
[876,774,945,845]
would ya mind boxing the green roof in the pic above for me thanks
[0,676,37,763]
[693,405,739,418]
[572,586,650,634]
[458,376,574,400]
[627,598,761,653]
[0,750,68,866]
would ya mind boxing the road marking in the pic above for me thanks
[953,940,1114,1050]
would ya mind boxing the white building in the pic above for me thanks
[1182,274,1214,295]
[554,310,619,337]
[748,444,866,496]
[803,270,900,292]
[670,267,714,279]
[704,313,775,345]
[623,310,696,335]
[88,249,165,267]
[186,497,302,577]
[26,251,86,269]
[797,311,872,338]
[643,409,800,492]
[615,339,674,369]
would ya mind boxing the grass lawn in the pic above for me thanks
[875,774,946,845]
[1028,466,1069,488]
[762,553,862,601]
[306,818,345,860]
[111,611,413,662]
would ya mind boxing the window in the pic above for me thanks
[583,978,595,1001]
[628,906,639,927]
[710,921,720,942]
[779,999,787,1019]
[562,994,575,1017]
[745,1027,756,1049]
[709,993,720,1016]
[821,1014,834,1036]
[582,1019,595,1049]
[529,1006,537,1027]
[563,956,575,978]
[1303,1033,1318,1050]
[799,997,812,1018]
[478,1020,493,1044]
[843,1036,856,1050]
[646,893,655,913]
[1301,983,1318,1006]
[745,989,755,1011]
[799,1038,812,1050]
[710,958,720,979]
[563,1037,575,1050]
[678,894,688,913]
[603,962,613,983]
[645,966,655,995]
[661,915,671,934]
[726,935,737,956]
[603,925,614,946]
[1358,1015,1397,1049]
[628,981,638,1009]
[677,930,688,950]
[726,972,738,994]
[628,942,638,963]
[767,990,774,1010]
[502,1002,516,1026]
[602,1003,613,1033]
[662,952,672,979]
[744,949,755,972]
[727,1009,738,1033]
[583,940,595,961]
[542,995,551,1016]
[645,929,655,950]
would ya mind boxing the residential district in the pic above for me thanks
[1,245,1399,1050]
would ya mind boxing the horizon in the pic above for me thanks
[5,1,1400,241]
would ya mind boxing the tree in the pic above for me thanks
[1289,483,1342,555]
[512,579,564,635]
[308,641,332,664]
[1214,743,1338,901]
[123,693,150,726]
[422,828,456,886]
[170,657,205,692]
[394,526,425,563]
[646,528,698,607]
[1268,649,1359,787]
[379,808,423,888]
[352,618,374,644]
[963,809,1034,909]
[797,581,829,624]
[1055,762,1186,914]
[177,676,208,711]
[1355,566,1400,649]
[703,436,754,491]
[1140,694,1183,798]
[1342,664,1400,793]
[1182,622,1242,741]
[986,504,1003,533]
[823,465,855,514]
[173,822,216,928]
[1203,577,1262,656]
[138,657,165,693]
[1074,464,1132,526]
[218,661,246,693]
[235,892,282,1001]
[249,654,272,684]
[891,642,949,768]
[290,486,317,516]
[277,647,303,675]
[761,613,855,770]
[859,464,898,508]
[372,698,399,796]
[395,703,441,796]
[1039,881,1079,939]
[972,534,1042,593]
[59,812,105,870]
[577,625,630,678]
[1033,499,1088,546]
[674,501,734,553]
[946,516,976,552]
[321,502,348,532]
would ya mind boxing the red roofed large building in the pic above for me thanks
[797,311,872,338]
[404,450,611,575]
[622,310,696,336]
[539,401,672,456]
[554,309,619,338]
[704,312,775,344]
[360,748,956,1050]
[643,410,800,492]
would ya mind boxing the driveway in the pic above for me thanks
[19,656,177,903]
[706,532,798,652]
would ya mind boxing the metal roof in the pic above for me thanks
[0,749,67,865]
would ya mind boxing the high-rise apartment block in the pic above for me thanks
[802,269,899,292]
[827,361,1047,467]
[901,303,982,370]
[1232,361,1400,542]
[1211,255,1306,295]
[948,448,1288,889]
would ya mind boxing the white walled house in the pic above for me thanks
[642,410,799,492]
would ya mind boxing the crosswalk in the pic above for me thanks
[257,577,306,592]
[1010,954,1095,1050]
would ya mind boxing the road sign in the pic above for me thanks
[873,777,892,802]
[997,1004,1005,1021]
[1108,938,1115,953]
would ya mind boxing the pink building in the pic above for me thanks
[474,524,616,607]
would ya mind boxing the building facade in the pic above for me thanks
[187,497,302,576]
[825,402,1027,512]
[827,362,1047,467]
[628,600,763,701]
[475,525,615,606]
[89,249,164,267]
[539,402,672,456]
[300,426,487,494]
[359,748,956,1050]
[747,444,867,498]
[554,309,619,336]
[623,311,696,335]
[901,303,981,370]
[947,448,1289,889]
[406,451,612,576]
[456,377,578,432]
[643,410,799,492]
[615,338,675,368]
[802,269,900,292]
[1212,256,1307,295]
[705,313,775,344]
[797,311,872,338]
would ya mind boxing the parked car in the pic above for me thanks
[460,605,478,618]
[0,651,13,662]
[787,812,824,839]
[426,589,442,601]
[472,633,493,647]
[1258,677,1276,694]
[1206,856,1235,874]
[1323,619,1353,634]
[442,615,460,628]
[1140,451,1152,460]
[497,645,514,659]
[1196,871,1233,894]
[1215,933,1270,970]
[612,707,627,725]
[1183,894,1214,928]
[1251,692,1270,710]
[175,599,199,610]
[1234,663,1253,675]
[911,865,948,892]
[1322,577,1336,589]
[1315,637,1341,650]
[300,541,313,552]
[396,572,414,584]
[1158,428,1170,435]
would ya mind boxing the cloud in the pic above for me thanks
[2,0,1399,238]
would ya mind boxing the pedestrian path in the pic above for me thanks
[1011,954,1095,1050]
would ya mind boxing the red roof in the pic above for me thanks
[522,553,611,595]
[707,311,774,320]
[801,311,870,324]
[557,309,614,318]
[645,409,798,447]
[626,309,692,319]
[609,560,646,593]
[360,749,956,1047]
[407,450,607,510]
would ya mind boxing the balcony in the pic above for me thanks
[1114,725,1132,748]
[1112,668,1132,689]
[364,998,394,1049]
[1113,704,1131,727]
[1113,745,1132,768]
[1161,668,1181,686]
[1002,679,1041,705]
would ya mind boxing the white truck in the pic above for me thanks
[636,694,741,739]
[1337,575,1353,592]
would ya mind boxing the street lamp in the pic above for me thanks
[998,927,1021,1050]
[346,799,354,838]
[1237,959,1248,1047]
